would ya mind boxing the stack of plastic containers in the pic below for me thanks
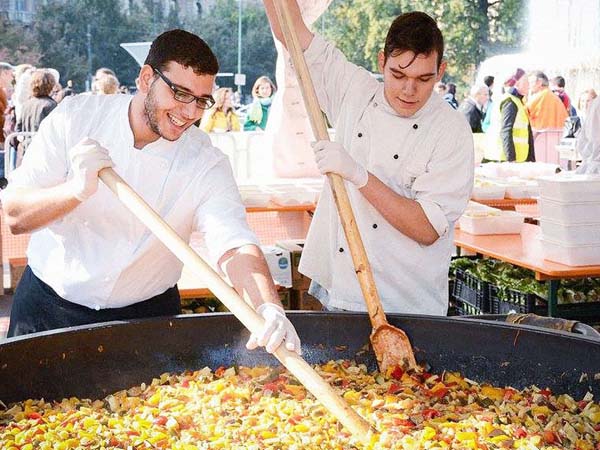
[538,174,600,266]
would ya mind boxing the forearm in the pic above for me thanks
[262,0,313,50]
[358,173,440,246]
[2,183,81,234]
[219,244,281,309]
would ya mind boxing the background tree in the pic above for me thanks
[0,20,40,65]
[185,0,276,100]
[321,0,527,94]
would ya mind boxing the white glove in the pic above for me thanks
[246,303,302,355]
[312,140,368,188]
[67,138,113,201]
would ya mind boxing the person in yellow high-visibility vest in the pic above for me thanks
[487,69,535,162]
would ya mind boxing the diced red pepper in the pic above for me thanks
[153,415,168,426]
[432,387,449,399]
[393,418,416,428]
[579,400,589,410]
[514,427,528,438]
[390,366,404,380]
[287,414,303,425]
[263,381,280,392]
[539,388,552,397]
[422,408,440,420]
[542,430,557,444]
[387,383,402,394]
[214,366,226,377]
[181,379,190,388]
[26,412,42,420]
[503,389,516,400]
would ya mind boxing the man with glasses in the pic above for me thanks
[1,30,301,356]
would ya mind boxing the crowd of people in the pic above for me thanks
[0,59,277,181]
[447,69,597,163]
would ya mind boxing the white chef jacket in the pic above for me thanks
[4,94,258,309]
[298,35,474,315]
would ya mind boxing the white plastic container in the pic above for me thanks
[540,219,600,245]
[459,211,524,235]
[539,197,600,224]
[238,185,272,207]
[504,184,530,199]
[270,187,316,206]
[541,238,600,266]
[471,184,506,201]
[538,174,600,203]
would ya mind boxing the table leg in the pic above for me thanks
[547,279,560,317]
[455,246,462,257]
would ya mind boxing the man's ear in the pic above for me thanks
[437,61,447,81]
[377,50,385,74]
[137,65,155,94]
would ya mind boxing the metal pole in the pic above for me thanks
[86,24,92,92]
[237,0,242,95]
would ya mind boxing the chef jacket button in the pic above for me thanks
[373,102,378,107]
[372,223,378,229]
[413,124,418,129]
[339,247,344,253]
[357,132,363,138]
[393,154,399,160]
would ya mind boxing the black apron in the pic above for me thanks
[7,266,181,337]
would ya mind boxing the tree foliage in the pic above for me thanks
[0,20,40,65]
[321,0,527,90]
[25,0,275,95]
[0,0,523,97]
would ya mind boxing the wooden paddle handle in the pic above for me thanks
[272,0,388,329]
[98,167,374,439]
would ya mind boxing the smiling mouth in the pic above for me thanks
[167,113,186,127]
[398,98,418,106]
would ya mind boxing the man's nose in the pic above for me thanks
[402,79,417,96]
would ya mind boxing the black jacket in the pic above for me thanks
[17,96,57,133]
[458,98,483,133]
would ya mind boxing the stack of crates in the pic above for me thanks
[449,256,491,315]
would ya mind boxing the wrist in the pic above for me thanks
[66,176,89,202]
[256,303,285,315]
[352,164,368,188]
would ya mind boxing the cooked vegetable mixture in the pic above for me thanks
[1,361,599,449]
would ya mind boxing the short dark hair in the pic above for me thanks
[552,76,566,88]
[483,75,494,87]
[144,29,219,76]
[384,11,444,69]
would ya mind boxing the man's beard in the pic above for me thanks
[143,85,181,142]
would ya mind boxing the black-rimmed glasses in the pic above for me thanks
[152,67,215,110]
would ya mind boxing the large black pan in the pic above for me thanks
[0,312,598,405]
